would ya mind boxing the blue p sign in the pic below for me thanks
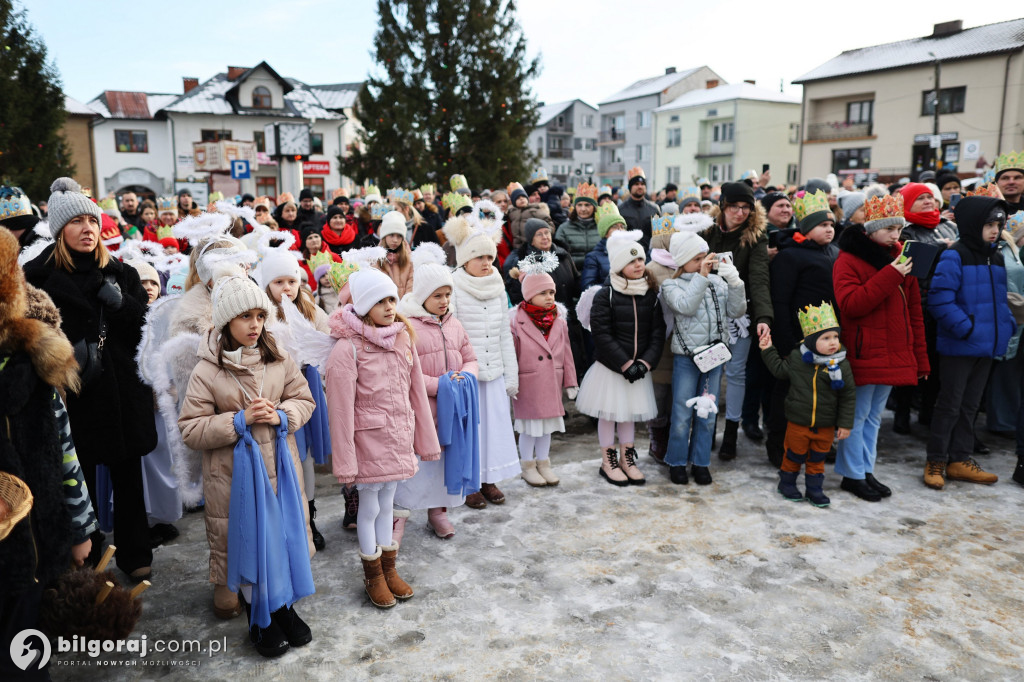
[231,160,250,179]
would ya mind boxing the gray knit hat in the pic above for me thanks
[839,192,866,223]
[47,177,103,238]
[211,265,272,330]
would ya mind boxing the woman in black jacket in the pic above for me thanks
[23,178,157,582]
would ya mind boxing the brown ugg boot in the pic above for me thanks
[359,548,396,608]
[379,543,413,600]
[213,584,242,619]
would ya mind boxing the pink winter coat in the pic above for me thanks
[404,307,479,421]
[510,305,578,420]
[325,304,441,485]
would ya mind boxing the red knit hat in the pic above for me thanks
[899,183,933,215]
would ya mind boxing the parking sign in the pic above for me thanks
[230,160,250,179]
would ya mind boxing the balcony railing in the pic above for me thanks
[546,124,574,134]
[600,161,625,175]
[545,149,574,159]
[598,130,626,144]
[696,140,734,157]
[806,121,873,141]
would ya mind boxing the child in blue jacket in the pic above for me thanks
[925,195,1017,490]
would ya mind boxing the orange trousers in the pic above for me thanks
[781,422,834,475]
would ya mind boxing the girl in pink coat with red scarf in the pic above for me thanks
[325,267,441,609]
[510,257,579,487]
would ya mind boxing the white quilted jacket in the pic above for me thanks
[449,268,518,390]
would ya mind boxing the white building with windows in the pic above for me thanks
[596,66,724,189]
[87,61,363,201]
[652,82,801,188]
[793,18,1024,184]
[529,100,599,187]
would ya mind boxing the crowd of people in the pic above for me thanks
[2,151,1024,670]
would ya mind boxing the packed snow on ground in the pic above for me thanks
[50,413,1024,681]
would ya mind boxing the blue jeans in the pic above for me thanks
[723,333,750,422]
[666,355,724,468]
[835,384,891,479]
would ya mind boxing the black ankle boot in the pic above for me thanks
[309,500,326,551]
[241,593,290,658]
[1013,456,1024,487]
[272,605,312,647]
[893,411,911,435]
[718,420,739,460]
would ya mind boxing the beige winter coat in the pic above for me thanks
[178,328,316,584]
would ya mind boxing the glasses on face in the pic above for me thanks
[725,204,751,213]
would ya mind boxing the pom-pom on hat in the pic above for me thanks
[378,211,406,240]
[349,267,399,316]
[669,231,709,267]
[46,177,103,238]
[443,213,498,268]
[607,229,646,274]
[211,264,272,330]
[409,243,454,306]
[597,203,627,238]
[863,194,905,234]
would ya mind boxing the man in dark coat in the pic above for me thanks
[618,170,661,253]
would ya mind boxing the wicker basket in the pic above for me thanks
[0,471,34,541]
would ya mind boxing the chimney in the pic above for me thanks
[706,79,719,89]
[665,67,677,75]
[743,79,756,85]
[183,77,199,94]
[227,66,248,81]
[932,20,963,37]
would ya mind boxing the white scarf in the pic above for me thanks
[799,343,846,388]
[453,267,506,301]
[610,272,649,296]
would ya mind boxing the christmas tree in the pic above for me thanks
[340,0,540,190]
[0,1,75,201]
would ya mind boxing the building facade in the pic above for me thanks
[61,96,100,193]
[529,100,599,187]
[597,66,724,188]
[794,19,1024,184]
[652,82,801,189]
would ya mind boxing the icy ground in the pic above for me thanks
[51,410,1024,681]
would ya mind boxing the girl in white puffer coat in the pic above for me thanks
[444,213,521,508]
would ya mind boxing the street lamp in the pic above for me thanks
[928,51,941,172]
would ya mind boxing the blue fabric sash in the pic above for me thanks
[226,410,315,628]
[293,364,331,465]
[437,372,480,496]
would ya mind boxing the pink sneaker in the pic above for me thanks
[427,507,455,539]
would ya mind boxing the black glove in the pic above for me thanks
[623,362,644,383]
[97,280,123,311]
[633,362,648,380]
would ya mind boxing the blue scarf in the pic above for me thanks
[436,372,480,495]
[293,364,331,465]
[800,344,847,389]
[226,410,315,628]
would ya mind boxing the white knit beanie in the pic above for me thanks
[606,229,646,274]
[378,211,406,240]
[349,267,399,316]
[46,177,103,238]
[669,231,709,267]
[456,232,497,268]
[126,258,159,285]
[211,265,272,330]
[196,236,251,286]
[258,249,302,288]
[411,262,454,306]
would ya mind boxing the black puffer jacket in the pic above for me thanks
[23,246,157,465]
[770,234,839,355]
[503,243,580,306]
[589,283,666,374]
[617,196,661,252]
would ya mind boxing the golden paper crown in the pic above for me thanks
[443,192,473,214]
[327,260,358,292]
[98,197,117,211]
[156,224,175,241]
[995,150,1024,176]
[208,191,224,202]
[965,182,1004,199]
[277,192,295,205]
[627,166,645,181]
[528,168,549,185]
[793,190,831,223]
[412,189,424,201]
[0,186,33,220]
[419,184,435,195]
[331,188,348,199]
[798,302,840,339]
[1007,210,1024,235]
[679,186,701,203]
[507,181,525,195]
[863,194,904,226]
[156,197,176,214]
[599,185,613,198]
[370,203,388,219]
[449,174,469,193]
[363,185,381,199]
[306,249,333,273]
[387,188,415,205]
[574,182,598,204]
[651,215,675,236]
[80,187,92,198]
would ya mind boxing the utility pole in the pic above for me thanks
[929,52,942,172]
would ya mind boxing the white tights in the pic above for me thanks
[302,455,315,502]
[597,419,635,449]
[356,481,397,555]
[518,433,552,461]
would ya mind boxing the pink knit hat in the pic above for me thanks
[521,271,555,303]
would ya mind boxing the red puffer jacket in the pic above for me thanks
[832,226,929,387]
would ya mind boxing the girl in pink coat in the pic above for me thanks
[324,267,441,609]
[510,258,579,487]
[396,244,479,540]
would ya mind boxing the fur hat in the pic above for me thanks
[349,267,399,316]
[607,229,645,274]
[378,211,407,241]
[258,249,302,289]
[442,214,497,268]
[46,177,103,238]
[409,243,453,306]
[669,231,709,267]
[211,265,272,330]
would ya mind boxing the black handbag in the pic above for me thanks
[72,278,111,387]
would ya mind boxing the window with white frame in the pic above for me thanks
[636,111,651,129]
[636,144,650,162]
[710,163,733,183]
[789,122,800,144]
[712,122,734,142]
[787,163,799,185]
[666,128,681,148]
[666,167,681,184]
[581,114,594,128]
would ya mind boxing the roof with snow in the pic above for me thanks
[654,83,800,113]
[794,18,1024,83]
[87,91,179,119]
[308,82,362,111]
[599,67,705,105]
[534,99,597,127]
[64,95,99,116]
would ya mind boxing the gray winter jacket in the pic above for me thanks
[661,272,747,355]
